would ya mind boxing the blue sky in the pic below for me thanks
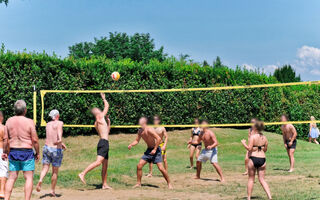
[1,0,320,80]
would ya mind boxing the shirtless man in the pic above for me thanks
[36,109,66,196]
[147,115,168,177]
[79,93,112,189]
[280,114,297,172]
[0,111,8,198]
[2,100,40,200]
[194,120,225,182]
[128,117,173,189]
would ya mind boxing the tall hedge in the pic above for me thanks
[0,50,319,138]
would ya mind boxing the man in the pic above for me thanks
[193,120,225,182]
[78,93,112,189]
[36,109,66,197]
[3,100,40,200]
[147,115,168,177]
[0,111,8,198]
[280,114,297,172]
[128,117,173,189]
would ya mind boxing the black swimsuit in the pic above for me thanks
[191,128,202,148]
[249,145,266,169]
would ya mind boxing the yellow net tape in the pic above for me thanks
[40,80,320,128]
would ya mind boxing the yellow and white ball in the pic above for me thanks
[111,72,120,81]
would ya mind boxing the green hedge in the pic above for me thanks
[0,50,319,138]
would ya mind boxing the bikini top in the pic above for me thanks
[253,144,265,151]
[192,128,201,136]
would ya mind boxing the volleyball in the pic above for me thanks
[111,72,120,81]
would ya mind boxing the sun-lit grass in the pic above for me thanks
[13,128,320,199]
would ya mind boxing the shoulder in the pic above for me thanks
[58,121,64,126]
[161,127,166,132]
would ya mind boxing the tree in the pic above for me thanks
[0,0,9,6]
[68,32,167,63]
[203,60,209,67]
[213,56,222,68]
[273,65,301,83]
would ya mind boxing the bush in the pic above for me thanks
[0,50,319,139]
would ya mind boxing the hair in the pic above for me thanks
[14,100,27,116]
[140,116,148,123]
[254,120,265,134]
[281,114,289,120]
[201,119,209,124]
[0,111,3,118]
[154,115,161,121]
[311,116,316,121]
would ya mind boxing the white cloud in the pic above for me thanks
[263,65,278,74]
[242,63,257,71]
[310,69,320,75]
[297,45,320,66]
[242,63,278,75]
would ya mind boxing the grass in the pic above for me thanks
[13,128,320,199]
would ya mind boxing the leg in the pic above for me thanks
[133,159,148,188]
[212,163,225,182]
[313,138,319,144]
[23,171,34,200]
[257,164,272,199]
[79,156,105,184]
[243,151,249,175]
[288,149,295,172]
[36,164,50,192]
[4,171,19,200]
[50,166,59,196]
[195,146,201,162]
[156,162,173,189]
[163,153,168,172]
[195,161,202,179]
[0,177,7,197]
[147,163,153,177]
[309,137,312,142]
[247,160,256,200]
[189,146,196,168]
[101,159,112,189]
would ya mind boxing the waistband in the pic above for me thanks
[44,145,62,150]
[99,139,109,142]
[10,148,33,152]
[146,146,161,151]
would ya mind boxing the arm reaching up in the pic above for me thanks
[100,93,109,116]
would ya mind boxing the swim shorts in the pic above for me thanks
[0,149,8,178]
[285,139,297,149]
[97,139,109,159]
[197,148,218,163]
[42,145,63,167]
[141,147,162,164]
[159,142,166,155]
[9,148,35,171]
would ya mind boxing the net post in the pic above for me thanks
[33,85,37,125]
[40,90,47,127]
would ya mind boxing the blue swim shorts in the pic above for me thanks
[9,148,35,172]
[42,145,63,167]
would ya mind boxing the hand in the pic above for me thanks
[35,154,40,162]
[128,144,132,150]
[288,141,293,147]
[187,144,191,149]
[1,153,7,161]
[187,141,192,145]
[206,145,213,150]
[150,149,156,155]
[241,139,246,144]
[284,144,288,149]
[62,143,67,150]
[161,146,166,151]
[100,93,106,100]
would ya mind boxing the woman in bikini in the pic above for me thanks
[241,120,272,200]
[308,116,319,144]
[243,118,257,175]
[187,118,202,169]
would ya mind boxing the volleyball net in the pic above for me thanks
[38,80,320,128]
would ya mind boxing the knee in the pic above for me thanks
[137,164,143,170]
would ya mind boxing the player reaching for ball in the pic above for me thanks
[78,93,112,189]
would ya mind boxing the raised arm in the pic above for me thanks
[100,93,109,116]
[128,130,142,150]
[30,121,40,161]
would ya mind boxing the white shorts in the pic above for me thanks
[197,148,218,163]
[0,149,8,178]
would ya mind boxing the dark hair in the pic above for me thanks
[281,114,289,120]
[254,120,265,133]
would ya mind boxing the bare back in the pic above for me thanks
[155,127,165,141]
[281,124,296,140]
[95,115,110,140]
[140,127,157,148]
[0,124,4,149]
[5,116,36,149]
[45,120,63,148]
[250,134,268,158]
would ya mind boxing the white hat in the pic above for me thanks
[49,109,59,119]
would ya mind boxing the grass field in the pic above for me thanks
[10,128,320,199]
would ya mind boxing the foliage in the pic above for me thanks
[68,32,167,63]
[0,50,318,138]
[273,65,301,83]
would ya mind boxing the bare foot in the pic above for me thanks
[102,185,112,190]
[168,184,173,190]
[78,173,86,184]
[220,178,226,183]
[146,173,152,178]
[132,184,141,188]
[36,181,42,192]
[193,176,200,179]
[50,192,56,197]
[288,169,294,173]
[242,171,248,175]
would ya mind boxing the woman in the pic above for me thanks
[187,118,202,169]
[241,120,272,200]
[243,118,257,175]
[309,116,319,144]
